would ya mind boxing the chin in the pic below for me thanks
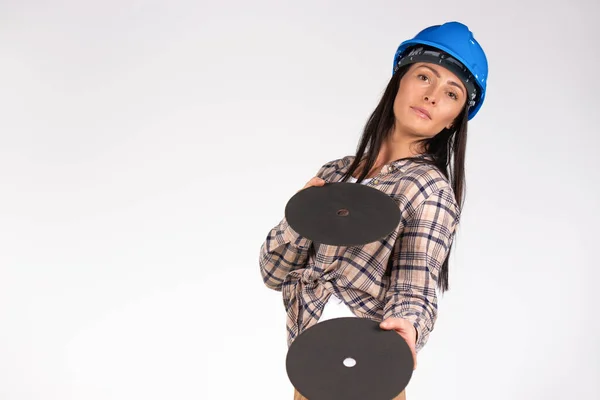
[397,118,438,138]
[411,130,437,139]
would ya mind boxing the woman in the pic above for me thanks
[259,21,488,400]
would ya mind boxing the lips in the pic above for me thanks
[410,106,431,120]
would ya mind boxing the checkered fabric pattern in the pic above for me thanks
[259,154,460,352]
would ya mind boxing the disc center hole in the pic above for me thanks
[343,357,356,368]
[337,208,350,217]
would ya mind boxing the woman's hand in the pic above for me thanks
[380,317,418,370]
[298,177,326,193]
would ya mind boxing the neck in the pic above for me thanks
[375,129,425,165]
[355,130,426,178]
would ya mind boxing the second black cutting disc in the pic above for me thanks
[284,182,400,246]
[286,317,414,400]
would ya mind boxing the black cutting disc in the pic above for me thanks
[284,182,400,246]
[286,317,414,400]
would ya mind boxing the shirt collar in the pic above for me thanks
[343,153,435,175]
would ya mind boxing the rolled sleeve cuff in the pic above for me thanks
[280,218,313,250]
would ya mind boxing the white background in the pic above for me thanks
[1,1,599,399]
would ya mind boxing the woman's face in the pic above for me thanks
[393,62,468,138]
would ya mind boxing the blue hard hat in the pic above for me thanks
[392,22,488,120]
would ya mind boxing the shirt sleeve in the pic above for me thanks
[258,217,314,291]
[383,187,460,352]
[258,162,333,291]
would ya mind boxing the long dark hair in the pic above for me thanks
[340,64,469,293]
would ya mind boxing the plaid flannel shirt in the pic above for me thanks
[258,154,461,352]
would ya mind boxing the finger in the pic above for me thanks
[301,177,325,191]
[380,320,393,329]
[311,177,325,186]
[379,319,402,330]
[380,320,417,369]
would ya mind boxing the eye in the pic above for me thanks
[447,91,458,100]
[417,74,429,82]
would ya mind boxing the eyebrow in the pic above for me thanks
[417,64,465,94]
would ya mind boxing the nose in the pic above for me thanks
[423,94,436,105]
[423,86,438,104]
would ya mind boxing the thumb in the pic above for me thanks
[380,319,393,329]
